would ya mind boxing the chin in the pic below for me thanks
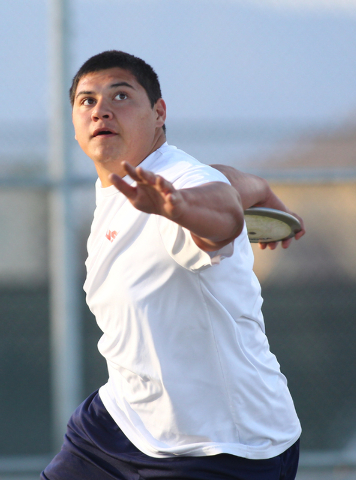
[93,149,121,164]
[97,156,118,165]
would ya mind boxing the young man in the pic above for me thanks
[42,50,305,480]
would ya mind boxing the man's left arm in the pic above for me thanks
[109,162,244,252]
[211,164,306,250]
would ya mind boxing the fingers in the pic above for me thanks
[156,174,176,195]
[121,162,151,183]
[109,173,137,199]
[122,162,176,194]
[259,233,300,250]
[259,241,278,250]
[109,164,180,217]
[291,212,306,239]
[294,222,306,240]
[281,238,293,249]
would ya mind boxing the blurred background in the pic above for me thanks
[1,0,356,478]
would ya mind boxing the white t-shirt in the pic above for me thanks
[84,143,301,460]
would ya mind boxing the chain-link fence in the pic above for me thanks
[1,123,356,479]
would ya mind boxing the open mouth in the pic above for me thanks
[93,129,116,137]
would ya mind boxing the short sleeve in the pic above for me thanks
[172,164,231,190]
[156,216,234,272]
[148,146,235,271]
[207,243,234,265]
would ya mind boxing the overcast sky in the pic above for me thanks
[2,0,356,171]
[249,0,356,11]
[2,0,356,124]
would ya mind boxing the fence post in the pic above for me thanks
[48,0,82,452]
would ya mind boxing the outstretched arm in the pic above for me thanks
[109,162,244,252]
[211,165,305,250]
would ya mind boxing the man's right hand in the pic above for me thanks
[211,164,306,250]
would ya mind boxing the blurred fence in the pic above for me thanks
[1,119,356,480]
[3,0,356,477]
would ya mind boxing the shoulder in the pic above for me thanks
[150,143,230,189]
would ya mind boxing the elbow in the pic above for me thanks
[234,217,245,239]
[212,206,244,250]
[228,214,244,243]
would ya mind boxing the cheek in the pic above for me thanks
[73,111,88,130]
[136,110,158,132]
[73,127,82,143]
[74,130,89,154]
[73,120,87,145]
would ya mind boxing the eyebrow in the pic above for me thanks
[75,82,135,99]
[110,82,134,89]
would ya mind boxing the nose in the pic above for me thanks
[91,99,113,121]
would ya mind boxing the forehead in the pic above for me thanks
[75,67,141,95]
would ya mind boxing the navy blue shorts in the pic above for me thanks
[41,390,299,480]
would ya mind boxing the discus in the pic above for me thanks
[244,207,302,243]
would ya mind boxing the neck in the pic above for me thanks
[96,132,166,187]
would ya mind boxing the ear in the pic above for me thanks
[154,98,166,128]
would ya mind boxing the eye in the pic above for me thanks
[82,97,95,106]
[115,92,128,101]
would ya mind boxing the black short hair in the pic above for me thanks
[70,50,166,133]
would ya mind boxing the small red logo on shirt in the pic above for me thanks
[106,230,118,242]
